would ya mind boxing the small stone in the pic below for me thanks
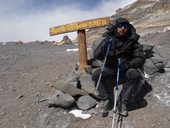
[17,94,24,99]
[22,109,26,112]
[38,99,47,103]
[46,82,50,85]
[167,117,170,121]
[151,124,156,127]
[18,113,23,117]
[12,89,16,92]
[1,112,6,116]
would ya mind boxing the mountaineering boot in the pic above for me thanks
[119,102,128,117]
[101,99,114,117]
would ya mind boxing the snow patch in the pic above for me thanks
[141,26,170,37]
[140,3,155,9]
[2,42,7,45]
[161,26,170,33]
[66,47,92,52]
[69,109,91,119]
[66,48,79,52]
[144,72,150,79]
[153,72,170,106]
[149,0,160,2]
[154,91,170,106]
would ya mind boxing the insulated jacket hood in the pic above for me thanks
[102,24,140,42]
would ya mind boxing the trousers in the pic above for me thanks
[92,67,142,104]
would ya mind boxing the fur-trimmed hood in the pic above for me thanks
[102,24,140,42]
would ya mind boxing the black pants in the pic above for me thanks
[92,67,142,104]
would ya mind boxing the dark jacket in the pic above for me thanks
[93,24,145,70]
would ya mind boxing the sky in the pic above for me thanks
[0,0,137,42]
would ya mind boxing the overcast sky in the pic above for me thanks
[0,0,136,42]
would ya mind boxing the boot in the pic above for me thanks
[101,100,114,117]
[119,102,128,117]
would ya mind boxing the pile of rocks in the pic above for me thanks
[47,72,97,110]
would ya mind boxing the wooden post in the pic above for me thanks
[77,29,87,72]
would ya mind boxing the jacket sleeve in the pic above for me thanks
[128,42,145,69]
[93,38,108,60]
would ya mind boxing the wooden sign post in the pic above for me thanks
[49,17,110,72]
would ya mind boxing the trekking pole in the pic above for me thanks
[95,39,112,91]
[111,58,121,128]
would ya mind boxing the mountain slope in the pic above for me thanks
[86,0,170,43]
[114,0,170,34]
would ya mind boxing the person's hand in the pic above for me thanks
[119,63,128,72]
[104,38,112,48]
[103,38,114,55]
[118,59,129,72]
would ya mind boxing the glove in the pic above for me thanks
[119,63,128,72]
[118,59,129,72]
[104,38,112,48]
[103,38,114,55]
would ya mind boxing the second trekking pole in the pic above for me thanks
[111,58,121,128]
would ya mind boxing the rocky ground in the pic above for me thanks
[0,30,170,128]
[0,43,78,128]
[1,0,170,127]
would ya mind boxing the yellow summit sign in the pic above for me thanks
[49,17,110,36]
[49,16,111,72]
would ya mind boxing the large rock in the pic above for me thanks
[165,60,170,69]
[77,95,97,110]
[143,45,166,75]
[144,58,165,75]
[63,35,73,45]
[48,90,75,108]
[139,38,167,74]
[79,73,96,94]
[52,81,87,97]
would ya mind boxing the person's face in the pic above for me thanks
[116,23,129,36]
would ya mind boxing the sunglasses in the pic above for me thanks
[116,23,129,29]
